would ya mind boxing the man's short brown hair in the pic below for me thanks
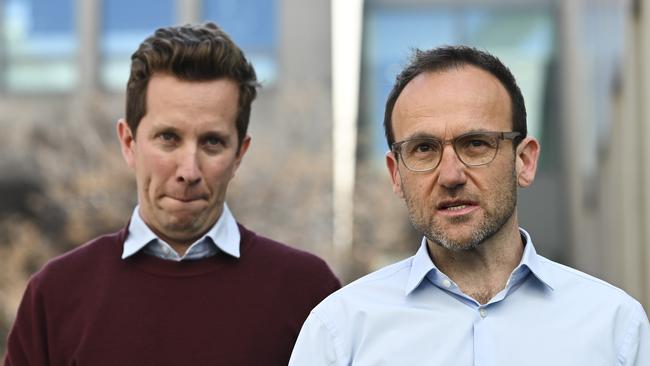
[126,22,259,148]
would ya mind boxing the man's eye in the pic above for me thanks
[160,132,176,142]
[202,136,226,152]
[462,136,496,149]
[468,139,489,147]
[205,137,222,146]
[408,141,438,155]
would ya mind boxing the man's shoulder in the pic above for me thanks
[239,224,325,264]
[344,256,414,291]
[33,228,125,284]
[314,256,414,313]
[237,223,340,283]
[538,255,643,308]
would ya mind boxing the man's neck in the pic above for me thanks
[427,217,524,305]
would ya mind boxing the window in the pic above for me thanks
[99,0,174,91]
[202,0,277,85]
[361,4,555,162]
[1,0,77,92]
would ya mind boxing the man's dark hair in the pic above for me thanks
[126,22,259,149]
[384,45,527,148]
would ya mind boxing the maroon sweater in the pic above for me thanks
[5,224,340,366]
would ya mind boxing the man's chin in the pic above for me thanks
[444,215,474,224]
[435,239,481,252]
[166,215,205,230]
[161,198,209,214]
[159,224,206,246]
[425,222,486,251]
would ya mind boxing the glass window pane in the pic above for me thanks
[462,8,555,145]
[202,0,277,85]
[361,5,554,161]
[99,0,174,91]
[2,0,77,92]
[362,8,458,157]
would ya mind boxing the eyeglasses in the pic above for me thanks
[391,131,521,172]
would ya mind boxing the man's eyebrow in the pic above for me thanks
[404,127,493,140]
[151,123,181,134]
[199,130,229,140]
[403,132,440,140]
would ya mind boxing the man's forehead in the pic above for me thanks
[397,66,509,106]
[392,66,512,139]
[146,74,240,98]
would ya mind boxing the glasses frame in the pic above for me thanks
[392,131,521,172]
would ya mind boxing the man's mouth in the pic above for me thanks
[437,200,478,215]
[167,195,207,203]
[175,197,198,202]
[445,204,469,211]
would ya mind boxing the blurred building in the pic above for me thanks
[0,0,648,355]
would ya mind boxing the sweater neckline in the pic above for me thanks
[117,223,254,277]
[124,252,239,277]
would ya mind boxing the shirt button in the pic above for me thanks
[442,279,452,288]
[479,308,488,318]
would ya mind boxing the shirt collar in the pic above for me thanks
[405,237,436,295]
[405,228,555,296]
[121,203,241,259]
[516,228,555,290]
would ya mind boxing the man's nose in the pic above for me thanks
[436,145,467,189]
[176,147,202,185]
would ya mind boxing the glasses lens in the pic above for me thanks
[455,133,498,166]
[401,139,442,171]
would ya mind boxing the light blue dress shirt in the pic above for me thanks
[122,203,240,261]
[289,229,649,366]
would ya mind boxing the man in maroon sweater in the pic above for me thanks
[4,23,340,366]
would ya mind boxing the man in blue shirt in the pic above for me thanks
[289,46,649,365]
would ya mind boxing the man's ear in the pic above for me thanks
[515,136,540,187]
[233,135,251,171]
[227,134,251,180]
[117,119,136,169]
[386,151,405,198]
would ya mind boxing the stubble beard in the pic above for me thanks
[404,168,518,252]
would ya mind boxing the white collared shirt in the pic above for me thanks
[290,229,649,366]
[121,203,240,261]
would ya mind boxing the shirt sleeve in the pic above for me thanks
[620,301,650,366]
[4,280,50,366]
[289,311,342,366]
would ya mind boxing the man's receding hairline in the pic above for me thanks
[392,63,516,135]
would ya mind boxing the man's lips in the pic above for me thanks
[166,195,208,203]
[437,200,479,215]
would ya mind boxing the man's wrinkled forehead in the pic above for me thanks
[391,67,513,140]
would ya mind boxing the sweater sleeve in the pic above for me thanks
[315,262,342,300]
[4,279,50,366]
